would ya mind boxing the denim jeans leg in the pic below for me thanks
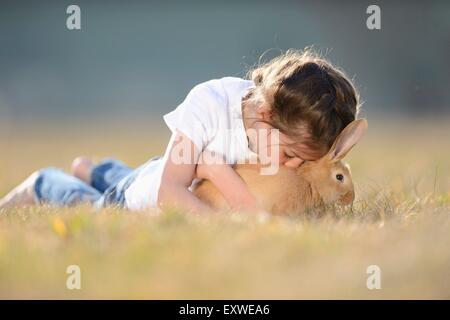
[90,159,133,193]
[34,168,101,206]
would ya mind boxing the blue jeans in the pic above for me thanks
[34,159,140,208]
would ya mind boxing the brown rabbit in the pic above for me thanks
[193,119,368,215]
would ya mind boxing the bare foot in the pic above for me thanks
[71,156,94,184]
[0,171,39,210]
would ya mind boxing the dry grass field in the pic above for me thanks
[0,118,449,299]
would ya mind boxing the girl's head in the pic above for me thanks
[243,48,360,167]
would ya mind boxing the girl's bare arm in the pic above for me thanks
[196,151,260,212]
[157,132,210,213]
[158,131,260,213]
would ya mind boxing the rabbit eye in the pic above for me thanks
[336,174,344,182]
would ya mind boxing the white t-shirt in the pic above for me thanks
[124,77,256,210]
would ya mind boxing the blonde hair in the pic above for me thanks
[246,48,360,157]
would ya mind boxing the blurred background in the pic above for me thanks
[0,0,449,125]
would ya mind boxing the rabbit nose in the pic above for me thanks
[340,191,354,205]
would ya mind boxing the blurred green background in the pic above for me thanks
[0,0,449,128]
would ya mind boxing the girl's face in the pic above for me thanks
[248,121,321,168]
[276,132,321,167]
[243,103,322,168]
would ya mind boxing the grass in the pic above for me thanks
[0,118,449,299]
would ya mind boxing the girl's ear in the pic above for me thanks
[256,104,272,121]
[326,119,368,162]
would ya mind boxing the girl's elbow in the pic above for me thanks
[157,181,172,205]
[157,181,186,204]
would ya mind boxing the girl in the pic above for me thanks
[0,49,360,213]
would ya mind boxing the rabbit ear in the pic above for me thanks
[326,119,368,162]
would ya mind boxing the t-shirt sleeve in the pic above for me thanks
[163,80,223,152]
